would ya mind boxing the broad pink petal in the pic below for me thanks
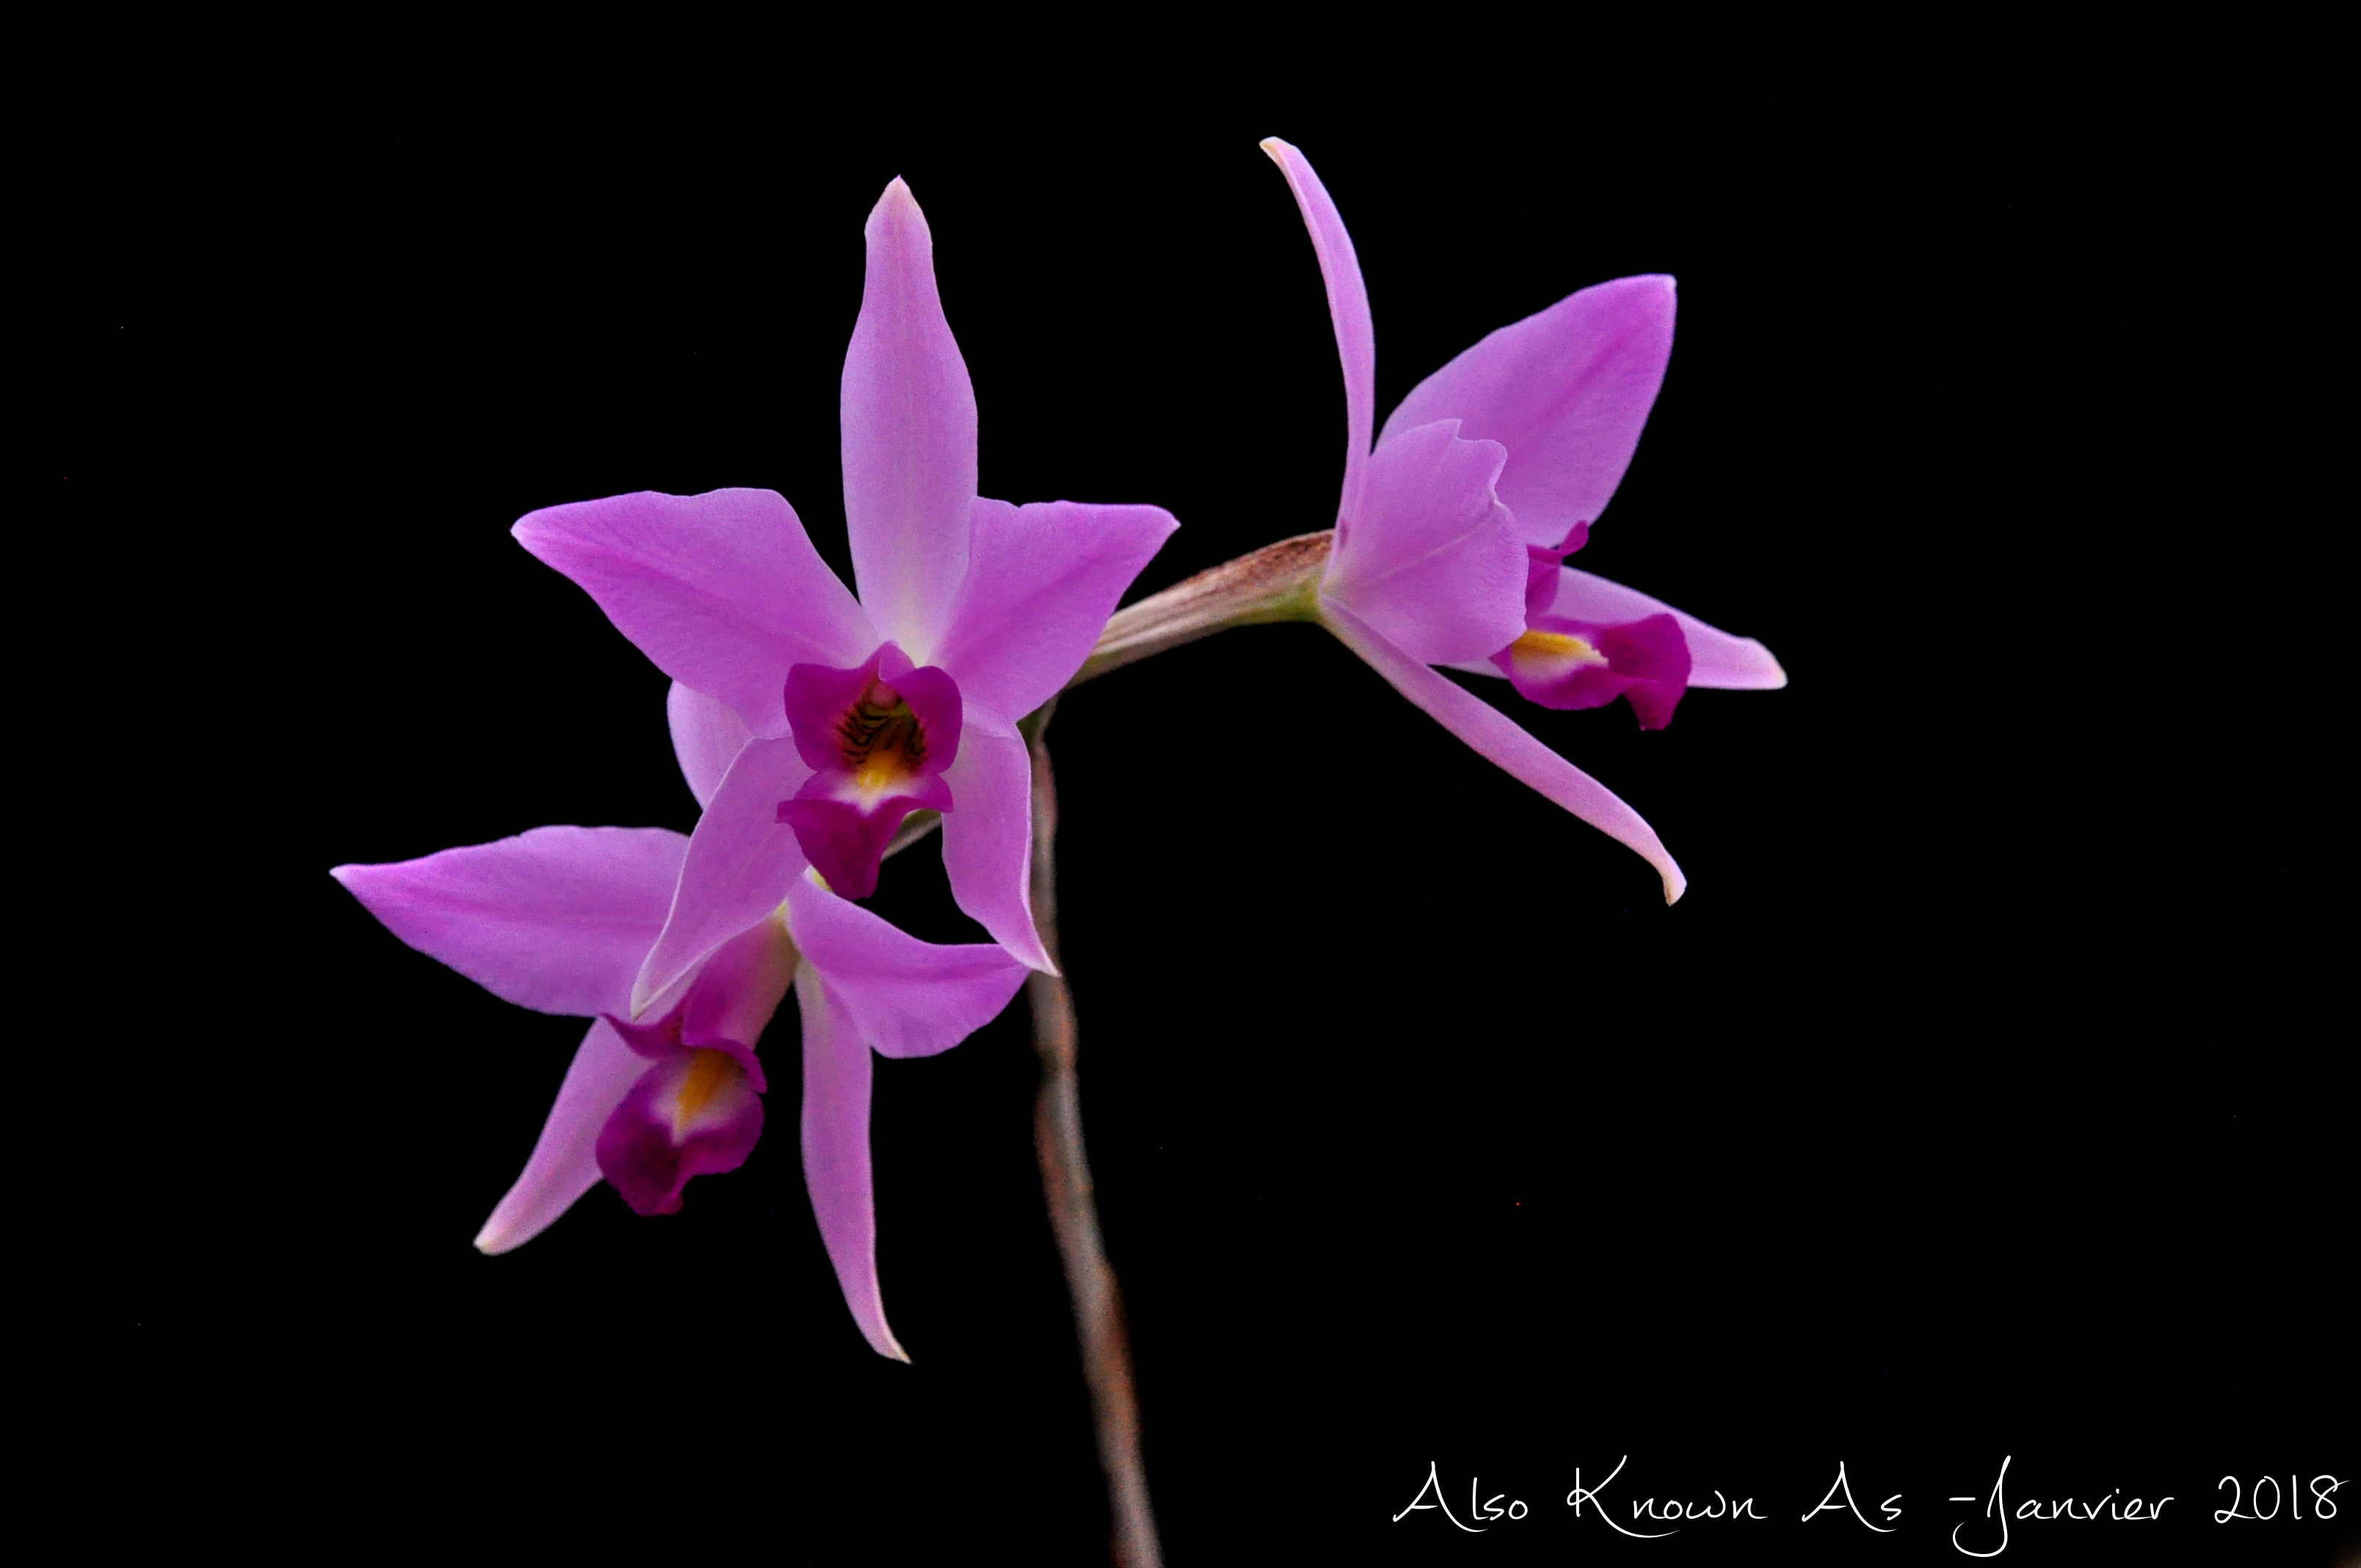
[1545,567,1788,689]
[798,967,908,1361]
[669,681,751,810]
[333,827,687,1017]
[1321,599,1686,903]
[842,178,977,661]
[633,738,813,1017]
[1261,138,1377,542]
[474,1018,648,1254]
[784,872,1030,1059]
[1380,275,1678,548]
[513,489,877,736]
[929,498,1180,726]
[1321,420,1527,665]
[938,719,1051,971]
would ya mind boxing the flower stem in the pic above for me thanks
[1068,529,1331,688]
[1023,699,1163,1568]
[880,531,1334,871]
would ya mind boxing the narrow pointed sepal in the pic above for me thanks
[474,1018,650,1254]
[842,178,978,660]
[1261,138,1377,540]
[1322,598,1687,903]
[797,966,910,1362]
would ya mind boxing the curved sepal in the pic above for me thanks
[1261,138,1377,542]
[1321,598,1686,903]
[474,1018,648,1254]
[798,967,909,1362]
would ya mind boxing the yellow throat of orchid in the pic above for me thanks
[673,1048,744,1138]
[1512,628,1609,667]
[837,684,928,803]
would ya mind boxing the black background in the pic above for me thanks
[62,61,2348,1566]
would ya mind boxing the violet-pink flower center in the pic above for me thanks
[779,649,963,900]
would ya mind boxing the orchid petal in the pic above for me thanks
[798,966,908,1361]
[938,720,1051,971]
[669,681,752,810]
[842,178,977,661]
[513,489,877,736]
[474,1017,648,1254]
[1380,275,1678,548]
[633,738,814,1017]
[1545,567,1788,689]
[1321,420,1526,665]
[1261,138,1377,542]
[333,827,687,1017]
[929,498,1180,725]
[784,872,1029,1059]
[1321,599,1686,903]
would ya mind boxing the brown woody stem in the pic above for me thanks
[1023,700,1161,1567]
[871,534,1335,1559]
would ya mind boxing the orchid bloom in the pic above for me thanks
[331,703,1029,1360]
[512,178,1177,1012]
[1261,138,1785,903]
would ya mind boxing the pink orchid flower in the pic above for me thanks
[1262,139,1785,902]
[512,178,1177,1012]
[331,703,1029,1361]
